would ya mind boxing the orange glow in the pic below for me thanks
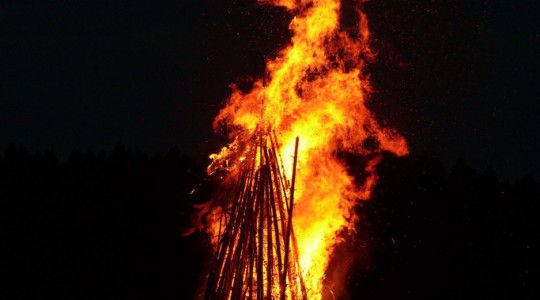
[207,0,408,299]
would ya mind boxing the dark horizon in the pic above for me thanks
[2,0,539,179]
[1,142,538,185]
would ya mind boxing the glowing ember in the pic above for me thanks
[205,0,408,299]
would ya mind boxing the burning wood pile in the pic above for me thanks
[198,0,409,299]
[204,129,306,300]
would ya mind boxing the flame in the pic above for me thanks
[207,0,408,298]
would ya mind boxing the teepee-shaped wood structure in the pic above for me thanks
[204,128,307,300]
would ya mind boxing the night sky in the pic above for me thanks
[2,0,539,179]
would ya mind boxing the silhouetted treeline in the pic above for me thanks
[2,146,538,299]
[345,153,539,300]
[3,145,213,300]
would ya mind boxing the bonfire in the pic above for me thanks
[200,0,408,299]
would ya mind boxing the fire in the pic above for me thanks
[205,0,408,299]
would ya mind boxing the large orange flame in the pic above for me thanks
[207,0,408,298]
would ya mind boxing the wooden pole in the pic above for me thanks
[281,136,299,300]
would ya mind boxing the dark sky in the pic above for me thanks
[1,0,539,179]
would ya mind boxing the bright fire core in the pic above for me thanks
[206,0,408,299]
